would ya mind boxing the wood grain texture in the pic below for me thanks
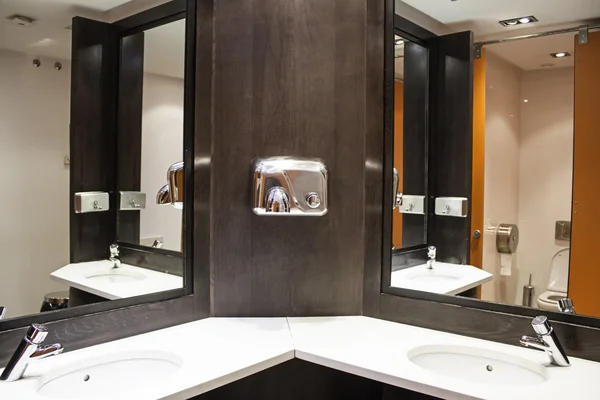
[116,32,144,245]
[209,0,379,317]
[427,31,473,265]
[119,245,184,276]
[362,0,388,317]
[569,31,600,317]
[378,293,600,362]
[191,0,211,318]
[401,41,429,248]
[0,296,194,366]
[69,17,119,263]
[194,358,438,399]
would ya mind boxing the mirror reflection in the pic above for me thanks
[0,0,186,321]
[116,20,185,252]
[391,34,429,251]
[388,24,600,319]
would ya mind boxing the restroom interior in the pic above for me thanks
[2,0,600,398]
[477,34,575,310]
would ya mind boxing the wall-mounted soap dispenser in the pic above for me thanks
[252,157,328,216]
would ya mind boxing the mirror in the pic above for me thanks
[385,13,600,322]
[117,19,186,252]
[390,34,429,251]
[0,0,187,321]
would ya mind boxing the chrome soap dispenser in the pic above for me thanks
[252,157,328,216]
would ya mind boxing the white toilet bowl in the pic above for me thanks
[536,248,569,311]
[537,290,567,311]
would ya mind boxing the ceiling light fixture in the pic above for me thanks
[499,15,538,27]
[550,52,571,58]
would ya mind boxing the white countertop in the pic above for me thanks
[2,316,600,400]
[50,260,183,300]
[391,262,493,295]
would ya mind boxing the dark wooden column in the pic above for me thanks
[198,0,385,317]
[69,17,119,263]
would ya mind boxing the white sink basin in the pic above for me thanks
[408,345,547,386]
[391,262,493,295]
[36,350,181,399]
[407,273,460,284]
[85,269,146,283]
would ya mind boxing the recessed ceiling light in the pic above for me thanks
[523,99,529,103]
[499,16,538,27]
[550,52,571,58]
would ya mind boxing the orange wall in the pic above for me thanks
[392,81,404,248]
[569,31,600,317]
[470,49,486,272]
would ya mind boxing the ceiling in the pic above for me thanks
[486,32,576,71]
[399,0,600,71]
[0,0,184,78]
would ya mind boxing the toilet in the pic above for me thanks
[537,248,570,311]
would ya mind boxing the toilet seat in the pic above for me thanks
[536,248,570,311]
[537,290,567,311]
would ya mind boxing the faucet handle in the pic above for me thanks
[531,315,552,336]
[109,244,119,257]
[26,323,49,344]
[427,246,436,259]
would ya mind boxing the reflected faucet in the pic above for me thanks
[426,246,436,269]
[0,323,64,382]
[520,315,570,367]
[558,298,575,314]
[109,244,121,269]
[266,187,291,213]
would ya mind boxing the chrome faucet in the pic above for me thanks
[426,246,436,269]
[558,298,575,314]
[0,323,63,382]
[520,315,570,367]
[109,244,121,269]
[0,306,6,320]
[265,187,291,213]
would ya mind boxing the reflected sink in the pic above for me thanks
[36,350,181,399]
[85,269,146,283]
[408,345,547,386]
[407,273,460,284]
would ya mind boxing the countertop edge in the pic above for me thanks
[295,350,482,400]
[160,350,296,400]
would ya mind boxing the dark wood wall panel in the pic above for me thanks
[379,294,600,363]
[0,296,194,366]
[363,0,389,317]
[194,359,435,400]
[209,0,381,317]
[116,32,144,244]
[69,17,119,263]
[427,31,474,265]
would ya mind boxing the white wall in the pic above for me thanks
[139,72,184,251]
[516,68,574,305]
[0,49,70,318]
[481,52,521,304]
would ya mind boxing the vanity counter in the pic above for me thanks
[51,260,183,300]
[1,316,599,399]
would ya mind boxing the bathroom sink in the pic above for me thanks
[406,273,460,284]
[85,269,146,283]
[36,350,181,399]
[391,262,493,295]
[408,345,547,386]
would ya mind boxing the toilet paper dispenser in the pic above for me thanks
[496,223,519,254]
